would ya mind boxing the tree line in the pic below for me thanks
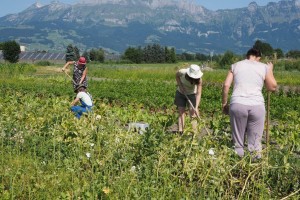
[122,44,177,63]
[65,44,105,63]
[1,40,300,66]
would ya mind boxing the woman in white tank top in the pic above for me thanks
[222,48,277,159]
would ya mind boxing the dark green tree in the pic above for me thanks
[142,44,165,63]
[165,47,177,63]
[274,48,284,59]
[73,46,80,61]
[196,53,209,61]
[219,51,236,68]
[143,45,150,63]
[2,40,21,63]
[152,44,165,63]
[123,47,143,63]
[65,44,76,62]
[169,47,177,63]
[89,49,97,61]
[89,48,105,62]
[180,52,195,61]
[253,40,274,57]
[286,50,300,59]
[96,48,105,62]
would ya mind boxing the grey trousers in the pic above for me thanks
[229,103,265,158]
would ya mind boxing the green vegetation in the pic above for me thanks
[65,44,80,62]
[1,40,21,63]
[34,60,52,66]
[0,63,299,199]
[123,44,177,63]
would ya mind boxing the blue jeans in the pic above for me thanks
[71,106,92,119]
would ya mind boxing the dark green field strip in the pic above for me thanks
[1,77,299,122]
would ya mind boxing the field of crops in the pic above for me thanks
[0,62,299,199]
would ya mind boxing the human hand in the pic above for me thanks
[191,109,200,118]
[195,109,200,117]
[222,104,229,115]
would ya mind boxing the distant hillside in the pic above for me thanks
[0,0,299,54]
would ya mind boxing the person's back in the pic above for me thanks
[231,59,268,106]
[222,48,277,159]
[71,85,92,119]
[77,91,93,107]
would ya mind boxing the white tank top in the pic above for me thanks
[230,59,269,106]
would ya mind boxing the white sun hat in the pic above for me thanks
[187,64,203,79]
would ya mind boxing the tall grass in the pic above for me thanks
[0,63,36,77]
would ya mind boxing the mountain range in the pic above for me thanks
[0,0,299,54]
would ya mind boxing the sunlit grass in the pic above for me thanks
[1,63,299,199]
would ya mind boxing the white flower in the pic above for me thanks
[208,148,215,155]
[86,152,91,158]
[90,143,95,147]
[130,166,136,172]
[96,115,101,120]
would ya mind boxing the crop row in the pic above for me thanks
[0,64,299,198]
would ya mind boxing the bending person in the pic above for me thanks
[71,84,93,119]
[62,56,88,91]
[174,64,203,134]
[222,48,277,159]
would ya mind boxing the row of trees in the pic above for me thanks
[65,44,105,63]
[121,40,300,65]
[1,40,300,65]
[123,44,177,63]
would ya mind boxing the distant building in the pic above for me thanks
[20,46,26,52]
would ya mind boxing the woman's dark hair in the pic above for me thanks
[185,74,201,84]
[256,49,262,58]
[246,48,260,59]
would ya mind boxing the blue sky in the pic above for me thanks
[0,0,282,17]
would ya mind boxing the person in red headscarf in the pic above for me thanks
[62,56,88,91]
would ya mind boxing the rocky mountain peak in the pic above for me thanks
[0,0,298,54]
[24,2,44,11]
[248,2,258,12]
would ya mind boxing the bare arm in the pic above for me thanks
[265,62,277,92]
[62,61,75,71]
[195,79,202,109]
[71,97,80,106]
[79,67,88,84]
[222,70,233,114]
